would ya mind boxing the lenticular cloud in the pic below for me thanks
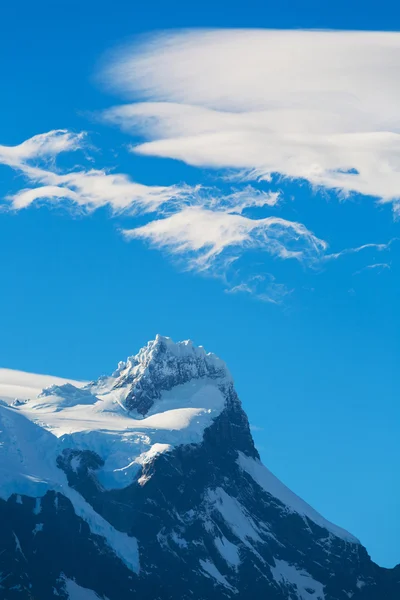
[103,29,400,207]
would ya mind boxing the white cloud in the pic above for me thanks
[209,186,280,214]
[122,205,326,303]
[1,130,323,302]
[123,206,326,270]
[9,186,78,210]
[226,275,289,305]
[353,262,391,276]
[324,240,397,261]
[0,131,279,215]
[1,117,389,303]
[0,130,192,214]
[13,168,192,214]
[102,29,400,207]
[1,30,397,303]
[0,130,84,168]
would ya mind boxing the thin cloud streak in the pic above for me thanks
[353,263,391,276]
[0,130,193,214]
[324,239,398,261]
[226,275,290,305]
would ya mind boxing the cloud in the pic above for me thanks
[9,185,78,209]
[0,130,328,302]
[0,119,389,304]
[2,31,397,304]
[324,240,398,261]
[353,263,391,276]
[122,206,326,270]
[123,205,326,303]
[226,275,290,305]
[209,186,280,214]
[11,168,193,214]
[2,127,391,304]
[0,130,84,168]
[0,130,192,214]
[102,29,400,208]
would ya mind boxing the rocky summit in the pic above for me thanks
[0,336,398,600]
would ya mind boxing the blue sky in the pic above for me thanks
[1,0,400,567]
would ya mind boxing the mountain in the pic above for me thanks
[0,335,398,600]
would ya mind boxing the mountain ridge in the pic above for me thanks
[0,336,398,600]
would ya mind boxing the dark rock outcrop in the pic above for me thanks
[0,338,398,600]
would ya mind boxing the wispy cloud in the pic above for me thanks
[324,240,398,261]
[1,128,393,303]
[0,29,397,304]
[208,186,281,214]
[0,129,329,303]
[4,27,399,308]
[0,129,83,168]
[123,206,326,270]
[122,201,327,304]
[353,263,391,276]
[0,130,192,213]
[226,275,290,305]
[102,29,400,209]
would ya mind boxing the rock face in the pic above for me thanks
[107,336,228,416]
[0,336,398,600]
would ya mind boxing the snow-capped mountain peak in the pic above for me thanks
[1,338,398,600]
[1,337,235,492]
[90,334,231,416]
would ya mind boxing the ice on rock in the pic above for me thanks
[0,368,85,406]
[271,560,326,600]
[91,334,231,416]
[63,577,106,600]
[0,336,231,492]
[0,403,140,574]
[0,333,359,573]
[214,536,241,569]
[32,384,98,411]
[237,452,359,543]
[199,560,237,592]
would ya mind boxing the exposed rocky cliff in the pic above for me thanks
[0,336,398,600]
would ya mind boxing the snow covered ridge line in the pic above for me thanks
[0,368,86,404]
[135,335,228,368]
[0,404,140,574]
[97,334,230,387]
[0,335,358,547]
[0,336,232,491]
[237,452,359,544]
[89,334,231,416]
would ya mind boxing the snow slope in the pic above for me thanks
[271,560,326,600]
[0,402,140,573]
[0,335,358,551]
[63,578,106,600]
[237,452,359,543]
[0,337,231,576]
[0,337,231,490]
[18,377,227,489]
[0,368,85,405]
